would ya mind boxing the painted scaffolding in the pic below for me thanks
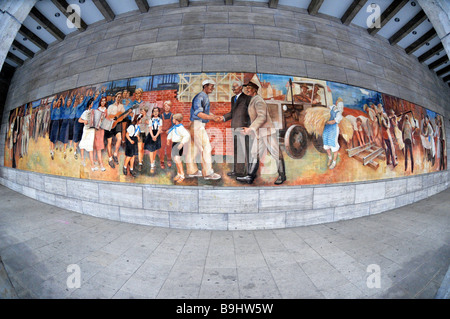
[177,73,246,102]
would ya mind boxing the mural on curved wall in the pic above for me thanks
[3,72,447,187]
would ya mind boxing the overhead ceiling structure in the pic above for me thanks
[2,0,450,86]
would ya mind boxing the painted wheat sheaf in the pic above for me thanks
[304,107,353,143]
[339,117,354,143]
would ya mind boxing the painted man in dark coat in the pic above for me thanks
[219,81,252,177]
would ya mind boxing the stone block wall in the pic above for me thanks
[0,166,447,230]
[0,3,449,230]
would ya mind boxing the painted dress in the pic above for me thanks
[49,106,61,144]
[323,107,340,148]
[58,106,70,144]
[144,117,162,152]
[78,110,95,152]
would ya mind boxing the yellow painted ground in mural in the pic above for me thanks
[4,132,439,188]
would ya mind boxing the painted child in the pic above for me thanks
[144,107,162,174]
[137,106,150,172]
[159,100,174,169]
[123,114,142,177]
[167,113,190,183]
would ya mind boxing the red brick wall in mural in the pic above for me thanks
[141,89,234,156]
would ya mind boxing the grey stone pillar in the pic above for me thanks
[417,0,450,58]
[0,0,37,69]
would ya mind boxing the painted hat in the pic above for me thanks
[202,79,216,86]
[243,81,259,90]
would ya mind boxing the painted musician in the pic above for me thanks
[106,91,126,169]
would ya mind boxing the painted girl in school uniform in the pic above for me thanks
[123,114,142,177]
[145,107,162,174]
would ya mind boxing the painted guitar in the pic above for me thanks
[107,103,140,130]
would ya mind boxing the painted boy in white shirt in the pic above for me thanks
[167,113,191,183]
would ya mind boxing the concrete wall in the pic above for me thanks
[0,0,37,70]
[1,3,449,230]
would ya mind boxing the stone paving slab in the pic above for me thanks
[0,184,449,299]
[0,256,18,299]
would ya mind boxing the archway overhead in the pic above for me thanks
[2,0,450,86]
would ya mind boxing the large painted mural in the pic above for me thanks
[3,72,447,187]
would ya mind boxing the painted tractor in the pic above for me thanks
[266,78,333,159]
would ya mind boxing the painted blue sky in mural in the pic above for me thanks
[327,82,382,112]
[108,76,152,92]
[130,76,152,91]
[103,75,181,93]
[31,100,41,108]
[256,74,383,112]
[257,73,291,95]
[426,108,437,119]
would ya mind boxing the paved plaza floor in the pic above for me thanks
[0,184,449,300]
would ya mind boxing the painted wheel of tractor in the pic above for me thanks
[284,124,308,159]
[311,133,327,153]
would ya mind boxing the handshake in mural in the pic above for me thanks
[209,114,253,135]
[212,115,224,122]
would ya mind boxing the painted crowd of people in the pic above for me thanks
[6,79,288,185]
[345,102,446,173]
[6,75,445,185]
